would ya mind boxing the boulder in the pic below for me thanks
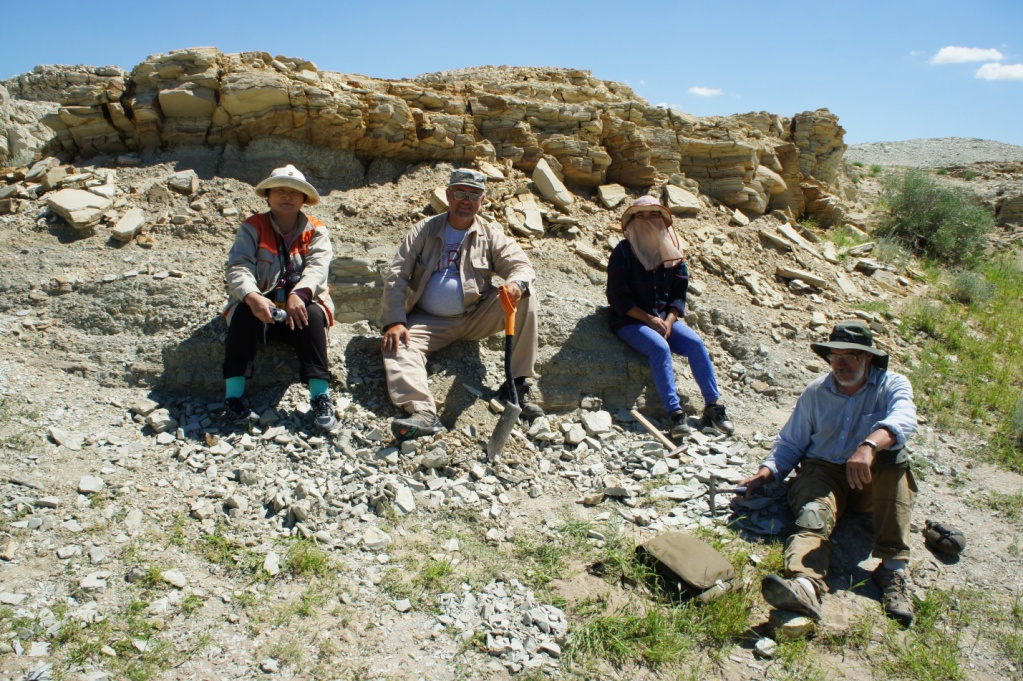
[46,189,111,230]
[597,183,628,209]
[662,184,700,216]
[111,208,146,242]
[532,158,574,210]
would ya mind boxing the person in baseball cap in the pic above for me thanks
[380,167,543,440]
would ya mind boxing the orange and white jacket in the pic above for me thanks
[223,211,334,326]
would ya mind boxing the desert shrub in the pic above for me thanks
[852,161,865,168]
[878,170,994,266]
[949,269,994,306]
[872,236,912,270]
[870,164,884,176]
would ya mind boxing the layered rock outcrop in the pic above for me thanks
[3,49,848,221]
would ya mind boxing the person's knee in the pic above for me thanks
[795,501,834,536]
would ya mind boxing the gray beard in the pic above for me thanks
[833,363,868,387]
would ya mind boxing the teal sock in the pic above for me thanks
[308,379,329,399]
[225,376,246,399]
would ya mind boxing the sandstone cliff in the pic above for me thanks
[2,48,848,222]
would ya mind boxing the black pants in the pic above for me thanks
[223,302,330,382]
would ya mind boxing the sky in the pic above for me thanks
[3,0,1022,146]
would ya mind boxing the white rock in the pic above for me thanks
[362,527,392,551]
[263,552,281,576]
[162,569,187,589]
[532,158,574,209]
[78,476,104,495]
[580,410,612,435]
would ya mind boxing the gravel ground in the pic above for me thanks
[846,137,1023,168]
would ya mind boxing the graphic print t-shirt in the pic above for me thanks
[416,225,467,317]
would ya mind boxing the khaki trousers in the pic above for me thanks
[384,289,539,415]
[784,456,917,594]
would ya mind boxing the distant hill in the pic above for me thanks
[846,138,1023,168]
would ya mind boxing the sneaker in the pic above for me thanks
[499,378,545,420]
[668,410,692,437]
[761,574,823,621]
[702,402,735,435]
[391,411,446,440]
[312,394,339,433]
[873,566,915,626]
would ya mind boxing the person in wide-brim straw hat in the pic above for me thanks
[219,164,338,433]
[254,164,321,205]
[605,195,734,439]
[741,319,919,627]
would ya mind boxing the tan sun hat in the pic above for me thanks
[254,164,320,206]
[621,195,672,229]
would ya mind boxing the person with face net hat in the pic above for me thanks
[605,195,734,439]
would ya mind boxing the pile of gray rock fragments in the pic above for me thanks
[97,382,778,673]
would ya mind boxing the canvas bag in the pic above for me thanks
[636,531,737,603]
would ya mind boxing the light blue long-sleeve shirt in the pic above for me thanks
[762,366,918,481]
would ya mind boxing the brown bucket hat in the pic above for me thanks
[810,320,889,371]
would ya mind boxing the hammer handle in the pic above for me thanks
[629,409,677,451]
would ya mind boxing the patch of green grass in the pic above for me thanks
[936,167,950,175]
[983,490,1023,524]
[963,170,980,181]
[821,224,870,251]
[878,169,994,267]
[773,637,828,680]
[285,539,333,578]
[179,594,204,617]
[870,164,884,176]
[852,161,865,168]
[880,587,977,680]
[899,254,1023,469]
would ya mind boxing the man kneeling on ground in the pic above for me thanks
[740,320,919,626]
[380,168,542,440]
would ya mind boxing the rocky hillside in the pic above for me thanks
[1,49,1023,681]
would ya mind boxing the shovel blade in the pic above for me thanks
[487,402,523,461]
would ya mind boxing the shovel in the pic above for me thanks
[486,285,522,461]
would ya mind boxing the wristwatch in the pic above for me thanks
[512,280,530,295]
[859,439,879,451]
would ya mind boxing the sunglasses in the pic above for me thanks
[451,190,484,202]
[826,352,869,365]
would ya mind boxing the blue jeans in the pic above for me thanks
[615,321,720,414]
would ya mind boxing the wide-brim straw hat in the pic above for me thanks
[621,195,672,229]
[810,320,890,371]
[255,164,320,206]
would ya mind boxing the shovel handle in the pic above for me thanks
[499,285,517,336]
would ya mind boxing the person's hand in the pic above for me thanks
[846,444,875,490]
[647,315,670,338]
[382,323,410,358]
[285,293,308,330]
[663,312,677,339]
[244,292,274,323]
[739,468,774,499]
[505,282,523,306]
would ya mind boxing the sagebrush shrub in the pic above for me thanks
[878,170,994,266]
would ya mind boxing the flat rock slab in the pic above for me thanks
[46,189,112,230]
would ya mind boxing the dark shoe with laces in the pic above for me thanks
[219,397,254,426]
[702,402,735,435]
[312,394,339,433]
[499,378,545,420]
[761,574,823,621]
[391,411,446,440]
[668,410,692,438]
[873,566,915,627]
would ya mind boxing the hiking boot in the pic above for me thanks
[668,410,692,438]
[499,378,545,420]
[312,394,339,433]
[873,566,915,626]
[701,402,735,435]
[391,411,446,440]
[761,574,823,621]
[219,397,254,425]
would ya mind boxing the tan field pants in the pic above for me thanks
[784,456,917,594]
[384,288,539,415]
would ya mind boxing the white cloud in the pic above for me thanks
[976,62,1023,80]
[931,46,1004,64]
[688,86,722,97]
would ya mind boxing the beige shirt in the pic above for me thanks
[380,213,535,328]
